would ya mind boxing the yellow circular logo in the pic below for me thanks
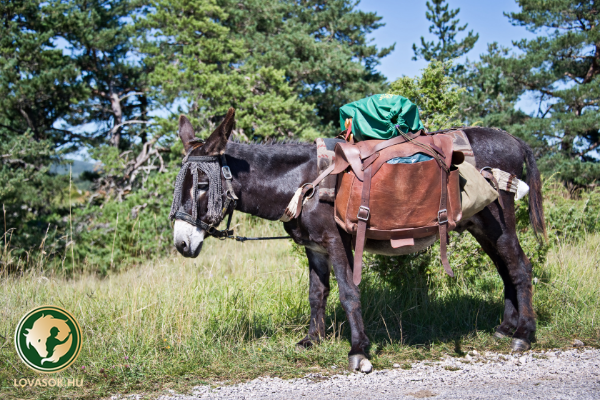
[14,305,82,373]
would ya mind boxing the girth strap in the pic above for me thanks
[353,164,372,285]
[438,167,454,277]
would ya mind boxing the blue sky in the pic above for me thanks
[357,0,537,81]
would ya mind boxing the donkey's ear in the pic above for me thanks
[178,115,196,152]
[202,108,235,155]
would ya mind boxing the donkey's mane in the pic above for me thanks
[229,138,314,146]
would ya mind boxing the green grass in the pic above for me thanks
[1,212,600,399]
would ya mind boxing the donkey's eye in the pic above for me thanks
[197,182,209,190]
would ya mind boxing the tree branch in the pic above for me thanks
[0,123,26,135]
[119,92,145,102]
[107,120,152,137]
[576,141,600,157]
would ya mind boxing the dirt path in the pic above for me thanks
[132,348,600,399]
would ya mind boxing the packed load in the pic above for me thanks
[283,94,530,284]
[339,94,424,141]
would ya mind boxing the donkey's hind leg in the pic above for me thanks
[297,247,330,348]
[466,193,535,352]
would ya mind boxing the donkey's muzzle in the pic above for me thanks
[175,238,203,258]
[173,220,205,258]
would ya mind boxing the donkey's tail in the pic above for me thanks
[516,137,546,239]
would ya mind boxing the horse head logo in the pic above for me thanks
[23,314,73,365]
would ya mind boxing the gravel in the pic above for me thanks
[122,348,600,399]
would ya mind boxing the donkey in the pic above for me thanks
[171,108,545,373]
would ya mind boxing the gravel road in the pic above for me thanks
[131,348,600,399]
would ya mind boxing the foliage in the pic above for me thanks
[412,0,479,64]
[389,60,465,131]
[460,0,600,186]
[0,0,155,265]
[457,44,532,130]
[69,168,177,274]
[0,133,73,258]
[142,0,317,142]
[0,0,89,148]
[221,0,394,133]
[47,0,150,150]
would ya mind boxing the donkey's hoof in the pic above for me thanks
[511,338,531,352]
[360,358,373,373]
[348,354,372,373]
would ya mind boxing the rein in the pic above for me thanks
[170,144,291,242]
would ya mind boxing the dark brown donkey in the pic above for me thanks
[171,108,545,373]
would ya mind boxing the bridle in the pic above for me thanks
[170,142,290,242]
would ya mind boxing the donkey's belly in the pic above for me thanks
[364,235,437,256]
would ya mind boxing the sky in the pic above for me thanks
[357,0,537,81]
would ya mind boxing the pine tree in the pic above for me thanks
[143,0,321,141]
[220,0,394,133]
[458,44,530,130]
[47,0,150,151]
[462,1,600,186]
[412,0,479,62]
[0,0,86,252]
[0,0,88,147]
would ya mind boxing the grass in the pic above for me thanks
[1,212,600,399]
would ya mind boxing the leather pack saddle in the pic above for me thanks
[293,130,463,286]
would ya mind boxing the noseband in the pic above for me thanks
[169,145,238,239]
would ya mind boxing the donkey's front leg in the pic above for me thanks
[297,248,330,348]
[328,231,372,373]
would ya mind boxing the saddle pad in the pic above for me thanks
[441,129,476,167]
[315,138,344,202]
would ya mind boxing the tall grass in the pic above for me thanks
[1,211,600,399]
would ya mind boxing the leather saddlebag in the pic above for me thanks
[330,132,462,284]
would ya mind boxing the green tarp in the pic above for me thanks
[339,94,424,141]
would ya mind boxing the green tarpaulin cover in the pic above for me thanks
[339,94,424,141]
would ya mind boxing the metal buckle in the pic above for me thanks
[300,183,316,199]
[357,206,370,222]
[438,209,448,224]
[222,166,233,180]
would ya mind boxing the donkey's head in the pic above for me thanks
[171,108,236,257]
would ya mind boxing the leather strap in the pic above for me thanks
[438,167,454,277]
[353,164,372,285]
[294,163,336,218]
[360,131,420,159]
[480,169,505,209]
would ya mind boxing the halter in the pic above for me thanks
[169,143,291,242]
[169,144,238,239]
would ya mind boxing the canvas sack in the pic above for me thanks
[457,161,499,219]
